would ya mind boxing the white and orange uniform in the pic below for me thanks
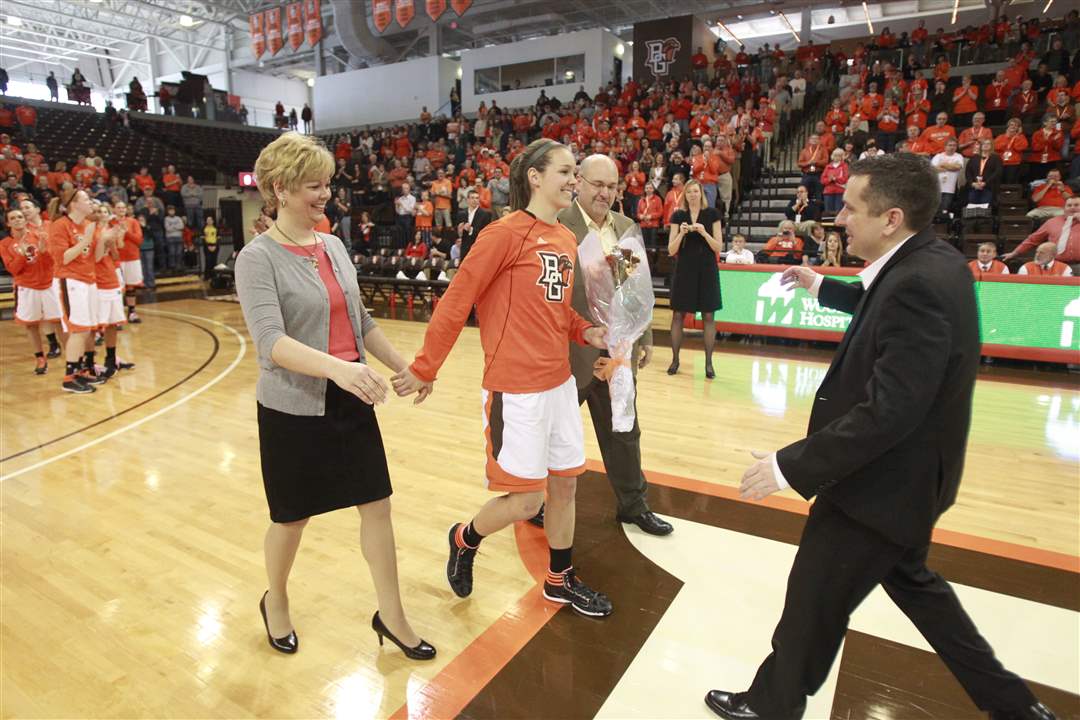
[116,215,144,288]
[48,216,99,333]
[410,210,595,493]
[94,227,125,328]
[0,226,62,326]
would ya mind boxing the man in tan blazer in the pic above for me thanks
[530,155,673,536]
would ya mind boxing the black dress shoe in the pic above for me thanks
[705,364,715,380]
[705,690,804,720]
[666,360,680,375]
[617,511,673,536]
[527,504,545,528]
[372,612,436,660]
[990,702,1057,720]
[259,591,298,654]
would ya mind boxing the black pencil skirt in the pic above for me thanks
[257,381,392,523]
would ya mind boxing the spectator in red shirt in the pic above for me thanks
[691,47,709,83]
[1028,115,1064,179]
[14,104,37,140]
[663,173,684,227]
[1005,196,1080,268]
[957,112,993,158]
[820,149,849,216]
[919,112,957,155]
[1027,169,1073,221]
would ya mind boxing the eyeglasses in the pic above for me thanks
[579,177,618,194]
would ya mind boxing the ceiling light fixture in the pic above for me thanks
[6,15,22,26]
[950,0,959,24]
[778,11,800,42]
[306,77,315,87]
[1043,0,1053,10]
[179,14,194,27]
[715,19,744,49]
[862,1,874,34]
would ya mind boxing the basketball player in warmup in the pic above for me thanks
[112,200,144,323]
[0,207,61,374]
[48,189,107,393]
[393,139,613,617]
[19,198,63,359]
[93,203,135,378]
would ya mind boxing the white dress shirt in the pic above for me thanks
[771,234,914,491]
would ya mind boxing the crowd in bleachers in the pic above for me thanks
[312,10,1078,280]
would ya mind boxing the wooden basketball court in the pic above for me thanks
[1,297,1077,719]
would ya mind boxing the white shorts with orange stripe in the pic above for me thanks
[96,286,126,327]
[59,278,99,333]
[120,260,143,289]
[14,283,63,326]
[481,375,585,493]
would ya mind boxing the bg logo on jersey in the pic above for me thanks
[644,38,682,78]
[536,251,573,302]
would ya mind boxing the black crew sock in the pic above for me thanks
[457,521,484,549]
[66,361,80,376]
[34,351,44,359]
[83,351,95,370]
[105,346,117,367]
[46,333,59,348]
[548,546,573,575]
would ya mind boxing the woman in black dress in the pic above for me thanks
[667,180,724,379]
[235,132,434,661]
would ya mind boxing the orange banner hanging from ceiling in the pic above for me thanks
[450,0,471,16]
[426,0,446,22]
[303,0,322,47]
[249,12,266,59]
[286,3,304,51]
[373,0,392,33]
[266,6,284,55]
[395,0,414,28]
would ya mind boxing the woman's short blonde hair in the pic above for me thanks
[254,132,335,205]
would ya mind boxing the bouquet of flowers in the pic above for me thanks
[578,225,655,432]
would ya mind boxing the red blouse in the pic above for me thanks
[283,243,359,361]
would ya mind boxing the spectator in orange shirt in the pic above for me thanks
[134,166,156,194]
[47,161,72,193]
[1027,169,1073,220]
[958,112,993,158]
[623,160,645,220]
[919,112,957,155]
[933,55,951,83]
[636,182,663,247]
[983,70,1011,126]
[994,118,1028,183]
[663,173,684,227]
[763,220,805,263]
[824,98,848,134]
[429,169,453,229]
[415,190,434,245]
[903,125,933,156]
[161,164,182,210]
[797,134,830,201]
[820,149,849,216]
[951,75,979,127]
[0,147,21,180]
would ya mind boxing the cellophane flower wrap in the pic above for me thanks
[578,225,655,432]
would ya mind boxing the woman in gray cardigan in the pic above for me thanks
[235,132,434,660]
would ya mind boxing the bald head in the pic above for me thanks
[576,154,620,224]
[579,154,618,178]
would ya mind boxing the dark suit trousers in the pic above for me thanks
[746,499,1036,717]
[578,378,650,518]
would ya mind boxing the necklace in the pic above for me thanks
[275,223,320,271]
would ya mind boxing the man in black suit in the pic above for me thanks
[706,154,1055,720]
[457,189,491,261]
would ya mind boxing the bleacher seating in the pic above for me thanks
[131,116,280,179]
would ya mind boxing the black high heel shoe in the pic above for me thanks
[372,612,436,660]
[705,364,715,380]
[666,360,680,375]
[260,590,298,654]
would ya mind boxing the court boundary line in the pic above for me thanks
[0,310,247,483]
[0,316,219,464]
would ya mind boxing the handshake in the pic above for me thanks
[391,367,434,405]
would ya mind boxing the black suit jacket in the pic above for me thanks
[964,153,1003,201]
[460,208,492,260]
[776,228,980,547]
